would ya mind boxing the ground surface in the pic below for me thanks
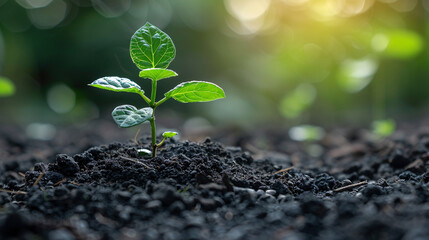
[1,121,429,240]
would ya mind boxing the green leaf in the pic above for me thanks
[139,68,178,81]
[112,105,153,128]
[0,77,15,97]
[165,81,225,103]
[162,131,178,138]
[138,149,152,157]
[130,22,176,70]
[89,77,143,94]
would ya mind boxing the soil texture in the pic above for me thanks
[1,124,429,240]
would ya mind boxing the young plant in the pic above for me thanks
[89,23,225,157]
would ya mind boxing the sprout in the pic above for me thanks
[89,23,225,157]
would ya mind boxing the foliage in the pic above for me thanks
[89,23,225,157]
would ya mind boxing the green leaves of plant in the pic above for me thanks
[162,131,177,138]
[112,105,153,128]
[130,22,176,70]
[89,77,143,94]
[165,81,225,103]
[0,77,15,97]
[139,68,177,81]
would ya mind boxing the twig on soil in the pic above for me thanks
[0,188,27,195]
[54,178,67,186]
[334,180,368,192]
[18,172,25,177]
[134,128,141,144]
[274,166,294,175]
[33,171,45,186]
[120,156,152,169]
[70,181,80,186]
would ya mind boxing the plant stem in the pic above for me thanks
[149,118,157,158]
[139,92,151,104]
[149,79,158,158]
[150,80,157,106]
[156,137,166,148]
[155,97,168,107]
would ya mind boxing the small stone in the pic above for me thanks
[48,228,75,240]
[399,171,416,180]
[114,190,132,202]
[362,184,384,198]
[54,154,80,177]
[33,162,47,172]
[271,182,290,195]
[199,183,227,193]
[266,189,277,196]
[342,179,352,186]
[145,200,162,210]
[169,201,185,215]
[199,198,217,211]
[258,194,277,203]
[130,193,151,206]
[405,159,425,174]
[73,152,94,167]
[389,150,411,169]
[152,186,181,206]
[256,189,265,196]
[44,171,65,184]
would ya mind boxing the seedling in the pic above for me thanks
[89,23,225,157]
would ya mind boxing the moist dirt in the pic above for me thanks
[1,123,429,240]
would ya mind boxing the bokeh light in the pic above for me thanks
[16,0,53,9]
[92,0,130,18]
[26,0,68,29]
[337,58,378,93]
[0,0,428,128]
[47,84,76,114]
[279,84,317,119]
[289,125,325,141]
[25,122,56,140]
[0,77,15,97]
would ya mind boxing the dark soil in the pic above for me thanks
[1,123,429,240]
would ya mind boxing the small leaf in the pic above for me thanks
[89,77,143,94]
[165,81,225,103]
[130,22,176,70]
[112,105,153,128]
[162,131,178,138]
[0,77,15,97]
[139,68,178,81]
[138,149,152,157]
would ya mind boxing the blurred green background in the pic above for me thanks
[0,0,428,135]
